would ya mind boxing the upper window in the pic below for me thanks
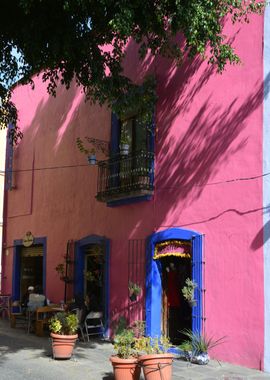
[120,115,148,155]
[96,112,155,206]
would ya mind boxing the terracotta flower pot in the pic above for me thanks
[110,355,140,380]
[139,353,174,380]
[50,332,78,359]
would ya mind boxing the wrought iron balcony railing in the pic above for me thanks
[96,151,154,203]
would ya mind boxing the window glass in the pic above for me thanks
[120,115,148,153]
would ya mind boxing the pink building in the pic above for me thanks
[2,8,270,372]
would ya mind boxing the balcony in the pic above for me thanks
[96,151,154,203]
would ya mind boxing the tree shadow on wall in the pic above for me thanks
[124,37,216,128]
[250,206,270,250]
[155,73,270,210]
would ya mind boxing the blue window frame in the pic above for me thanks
[95,112,155,206]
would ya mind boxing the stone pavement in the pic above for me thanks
[0,319,270,380]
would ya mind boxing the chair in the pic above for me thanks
[9,300,28,330]
[84,311,104,342]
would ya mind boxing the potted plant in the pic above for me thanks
[128,281,142,302]
[49,311,79,359]
[181,278,197,307]
[178,340,192,362]
[76,137,97,164]
[87,148,97,165]
[179,329,225,365]
[135,335,174,380]
[110,328,140,380]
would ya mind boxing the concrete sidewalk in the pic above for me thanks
[0,319,270,380]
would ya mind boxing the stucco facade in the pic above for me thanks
[1,9,270,371]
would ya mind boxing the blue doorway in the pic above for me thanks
[145,228,204,340]
[74,235,110,337]
[12,237,47,301]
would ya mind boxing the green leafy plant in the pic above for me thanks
[134,335,171,355]
[181,278,197,304]
[114,316,128,336]
[76,137,96,155]
[128,282,142,297]
[120,126,130,146]
[113,328,136,359]
[179,340,192,353]
[55,263,72,283]
[180,329,225,356]
[49,312,79,335]
[131,320,145,338]
[55,263,64,276]
[0,2,265,138]
[84,270,98,282]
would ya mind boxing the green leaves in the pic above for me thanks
[49,312,79,335]
[0,0,265,140]
[180,329,226,355]
[113,328,136,358]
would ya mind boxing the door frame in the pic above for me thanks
[12,237,47,301]
[145,228,203,338]
[74,235,110,337]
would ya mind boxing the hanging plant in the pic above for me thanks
[181,278,197,307]
[128,281,142,301]
[87,148,97,165]
[76,138,97,162]
[84,270,100,283]
[55,263,72,283]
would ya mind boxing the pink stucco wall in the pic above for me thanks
[2,14,264,369]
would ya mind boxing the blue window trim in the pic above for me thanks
[145,228,203,338]
[74,235,110,337]
[12,237,47,301]
[107,112,155,207]
[107,194,153,207]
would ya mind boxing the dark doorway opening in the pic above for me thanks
[160,255,192,345]
[84,244,105,313]
[20,245,44,299]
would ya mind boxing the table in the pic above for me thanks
[35,305,63,336]
[0,295,11,319]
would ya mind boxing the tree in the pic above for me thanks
[0,0,265,141]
